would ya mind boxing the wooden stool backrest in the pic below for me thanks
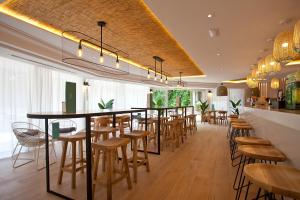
[119,116,131,135]
[95,116,111,127]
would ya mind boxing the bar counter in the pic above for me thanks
[241,106,300,168]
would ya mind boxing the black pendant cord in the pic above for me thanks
[154,59,157,78]
[100,24,103,56]
[160,60,163,80]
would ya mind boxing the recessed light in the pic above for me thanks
[208,13,214,18]
[216,53,221,56]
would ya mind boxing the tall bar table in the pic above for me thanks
[27,108,147,200]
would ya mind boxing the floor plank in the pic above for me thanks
[0,124,251,200]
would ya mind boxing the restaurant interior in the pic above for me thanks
[0,0,300,200]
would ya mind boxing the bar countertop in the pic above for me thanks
[245,105,300,115]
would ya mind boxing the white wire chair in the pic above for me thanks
[11,122,56,170]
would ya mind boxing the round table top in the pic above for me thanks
[235,137,271,146]
[238,145,286,162]
[232,123,252,129]
[244,163,300,199]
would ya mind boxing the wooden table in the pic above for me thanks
[235,137,271,146]
[27,108,146,200]
[244,163,300,199]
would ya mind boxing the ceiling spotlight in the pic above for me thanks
[77,42,82,57]
[116,55,120,68]
[207,13,214,18]
[216,53,221,56]
[147,68,151,79]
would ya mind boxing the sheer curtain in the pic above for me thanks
[0,56,149,158]
[211,88,245,112]
[87,79,148,110]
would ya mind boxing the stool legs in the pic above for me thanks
[107,150,113,200]
[71,141,76,189]
[142,137,150,172]
[132,138,138,183]
[121,145,132,190]
[58,141,68,185]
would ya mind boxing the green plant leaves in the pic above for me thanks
[98,98,114,109]
[168,90,191,107]
[229,99,241,115]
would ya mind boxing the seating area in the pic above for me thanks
[0,1,300,200]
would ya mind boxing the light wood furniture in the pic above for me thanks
[235,137,271,146]
[244,163,300,199]
[122,130,150,183]
[92,137,132,200]
[186,114,197,135]
[57,132,87,189]
[238,145,286,162]
[216,111,228,125]
[164,121,177,151]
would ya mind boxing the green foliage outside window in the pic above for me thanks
[152,90,166,108]
[168,90,191,107]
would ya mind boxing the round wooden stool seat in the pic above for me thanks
[232,124,253,130]
[123,130,151,138]
[238,145,286,162]
[244,163,300,199]
[92,137,130,150]
[58,131,88,141]
[235,137,271,146]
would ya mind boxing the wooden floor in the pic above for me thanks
[0,124,257,200]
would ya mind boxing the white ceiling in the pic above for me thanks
[144,0,300,83]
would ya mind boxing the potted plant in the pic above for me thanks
[229,99,241,115]
[98,98,114,109]
[196,100,209,122]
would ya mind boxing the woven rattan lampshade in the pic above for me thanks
[258,58,267,74]
[270,77,280,89]
[246,75,258,88]
[273,31,300,62]
[264,54,281,73]
[294,20,300,53]
[216,83,228,96]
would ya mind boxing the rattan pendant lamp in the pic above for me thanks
[273,30,300,62]
[216,83,228,96]
[294,20,300,53]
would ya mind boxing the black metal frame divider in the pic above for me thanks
[131,106,195,155]
[27,108,147,200]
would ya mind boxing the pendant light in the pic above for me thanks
[264,54,281,73]
[177,72,184,88]
[153,57,157,81]
[165,76,168,84]
[98,21,106,64]
[216,83,228,96]
[294,20,300,53]
[270,77,280,89]
[160,59,164,83]
[273,30,300,62]
[257,58,267,74]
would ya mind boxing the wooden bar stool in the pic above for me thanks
[244,163,300,200]
[234,145,286,200]
[92,137,132,200]
[164,121,177,151]
[122,130,150,183]
[231,136,271,167]
[57,132,87,189]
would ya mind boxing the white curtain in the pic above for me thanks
[0,56,149,158]
[211,88,245,113]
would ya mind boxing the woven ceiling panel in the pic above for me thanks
[3,0,203,76]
